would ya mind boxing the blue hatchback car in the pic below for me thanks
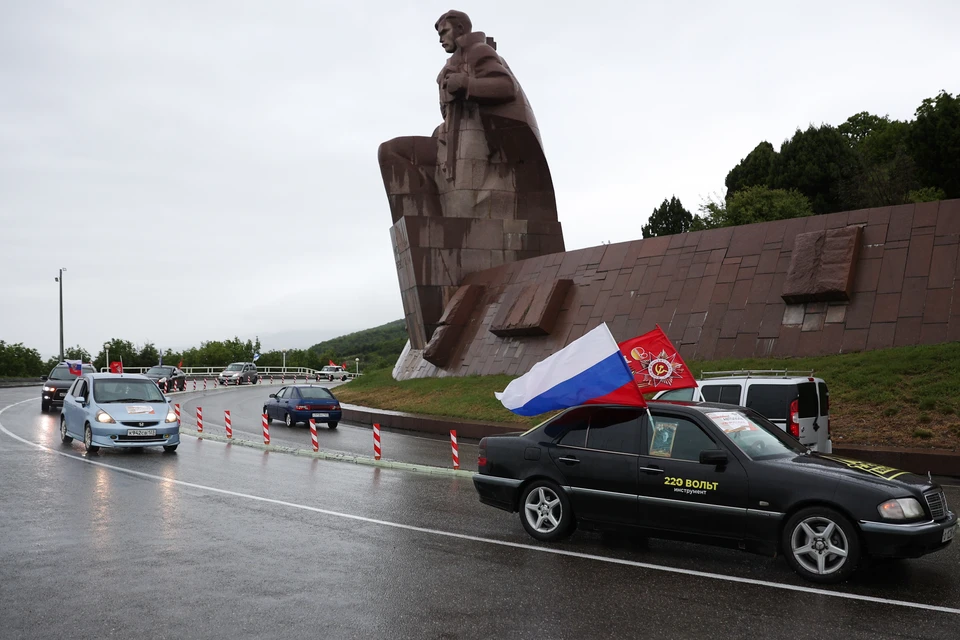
[60,373,181,453]
[264,385,342,429]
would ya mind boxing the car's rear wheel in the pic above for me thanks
[41,399,50,412]
[60,417,73,444]
[782,506,860,584]
[328,422,338,429]
[83,425,99,454]
[285,412,294,428]
[519,480,574,542]
[340,375,347,381]
[163,445,178,453]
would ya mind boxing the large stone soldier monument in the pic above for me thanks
[378,10,565,369]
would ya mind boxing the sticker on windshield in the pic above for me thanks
[709,411,756,434]
[126,405,156,414]
[649,421,678,457]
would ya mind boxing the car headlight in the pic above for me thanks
[95,410,116,424]
[43,386,55,392]
[878,497,926,520]
[165,410,177,423]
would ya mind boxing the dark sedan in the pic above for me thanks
[143,366,186,392]
[263,385,342,429]
[473,401,957,584]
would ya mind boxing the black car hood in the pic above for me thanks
[44,379,76,389]
[762,452,934,492]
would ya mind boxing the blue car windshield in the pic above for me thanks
[94,380,166,403]
[299,387,335,400]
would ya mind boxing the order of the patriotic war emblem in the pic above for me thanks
[629,347,685,388]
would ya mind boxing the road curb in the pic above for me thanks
[178,426,476,478]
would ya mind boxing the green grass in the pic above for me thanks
[333,342,960,447]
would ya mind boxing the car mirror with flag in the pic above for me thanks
[618,325,697,395]
[496,323,647,416]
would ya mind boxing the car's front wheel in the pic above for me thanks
[519,480,575,542]
[41,399,50,412]
[285,412,294,428]
[60,417,73,444]
[163,445,178,453]
[83,425,99,454]
[782,506,860,584]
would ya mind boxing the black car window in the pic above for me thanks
[701,384,741,405]
[797,382,819,418]
[75,380,88,399]
[647,415,719,461]
[542,407,592,441]
[557,423,587,448]
[586,408,643,454]
[818,382,829,415]
[278,387,291,399]
[289,388,302,399]
[745,384,795,421]
[657,387,695,401]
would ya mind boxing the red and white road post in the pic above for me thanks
[262,413,270,445]
[224,410,232,439]
[451,430,459,470]
[174,403,180,422]
[309,419,319,452]
[196,407,203,433]
[373,423,381,460]
[203,378,207,390]
[192,379,197,391]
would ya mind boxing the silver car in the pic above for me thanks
[60,373,181,453]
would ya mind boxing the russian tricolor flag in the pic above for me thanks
[66,360,83,376]
[496,323,647,416]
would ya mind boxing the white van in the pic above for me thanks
[653,370,832,453]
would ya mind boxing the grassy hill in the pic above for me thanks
[309,319,407,371]
[332,341,960,450]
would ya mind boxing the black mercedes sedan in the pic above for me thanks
[473,401,957,584]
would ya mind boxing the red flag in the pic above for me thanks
[341,361,348,369]
[618,325,697,395]
[109,361,123,374]
[178,359,183,368]
[329,359,336,366]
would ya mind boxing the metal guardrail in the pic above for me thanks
[96,366,362,379]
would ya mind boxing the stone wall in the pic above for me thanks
[392,199,960,379]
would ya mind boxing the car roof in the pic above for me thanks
[698,376,824,383]
[87,373,150,380]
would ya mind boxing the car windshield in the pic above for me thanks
[299,387,335,400]
[94,379,166,403]
[146,366,172,376]
[706,408,808,460]
[48,366,77,381]
[321,366,336,371]
[225,364,243,371]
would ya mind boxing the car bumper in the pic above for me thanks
[473,474,522,512]
[89,424,181,448]
[859,511,958,558]
[42,390,69,406]
[291,410,342,424]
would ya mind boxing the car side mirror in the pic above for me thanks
[41,375,48,381]
[269,394,276,398]
[699,450,728,466]
[76,396,86,404]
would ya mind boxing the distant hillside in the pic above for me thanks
[309,319,407,371]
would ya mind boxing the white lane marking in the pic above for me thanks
[1,399,958,616]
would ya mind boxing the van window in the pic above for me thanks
[701,384,741,405]
[745,384,796,421]
[797,382,819,418]
[657,388,695,401]
[818,382,829,415]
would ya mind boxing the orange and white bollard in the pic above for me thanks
[196,407,203,433]
[203,378,207,390]
[281,374,285,384]
[224,410,232,439]
[192,379,197,391]
[162,379,168,394]
[373,423,381,460]
[309,419,319,452]
[451,430,459,470]
[262,413,270,445]
[174,403,180,422]
[269,374,273,384]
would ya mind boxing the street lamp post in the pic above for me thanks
[104,342,110,372]
[282,350,288,374]
[355,357,360,376]
[55,268,67,362]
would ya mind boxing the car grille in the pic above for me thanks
[925,491,947,519]
[121,421,161,427]
[116,435,166,442]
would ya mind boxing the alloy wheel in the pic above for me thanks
[524,486,562,534]
[790,516,849,576]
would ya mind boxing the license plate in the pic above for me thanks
[943,525,957,543]
[312,413,329,418]
[127,429,157,437]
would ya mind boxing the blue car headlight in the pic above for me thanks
[96,410,116,424]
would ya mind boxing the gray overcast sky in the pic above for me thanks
[2,1,958,358]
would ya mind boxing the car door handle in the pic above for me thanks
[639,466,665,475]
[557,456,580,465]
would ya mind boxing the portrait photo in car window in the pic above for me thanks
[649,420,678,457]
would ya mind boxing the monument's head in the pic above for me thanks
[435,10,472,53]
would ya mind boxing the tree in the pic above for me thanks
[0,341,45,377]
[64,345,92,363]
[910,90,960,198]
[641,196,692,238]
[724,141,776,199]
[839,114,919,209]
[693,186,813,229]
[769,124,856,214]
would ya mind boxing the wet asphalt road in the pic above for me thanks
[1,386,958,640]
